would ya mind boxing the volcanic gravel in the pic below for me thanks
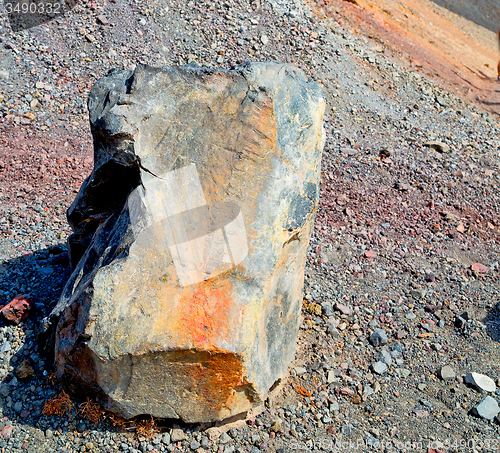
[0,0,499,451]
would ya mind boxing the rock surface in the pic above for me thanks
[465,372,497,393]
[369,329,388,347]
[44,62,325,423]
[438,366,456,381]
[472,396,500,420]
[0,294,34,325]
[0,0,500,448]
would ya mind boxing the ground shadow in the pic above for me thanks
[483,302,500,343]
[0,244,128,442]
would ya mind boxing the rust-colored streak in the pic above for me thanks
[176,279,236,348]
[310,0,500,117]
[172,349,248,415]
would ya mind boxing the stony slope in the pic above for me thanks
[0,0,499,451]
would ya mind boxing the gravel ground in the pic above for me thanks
[0,0,500,452]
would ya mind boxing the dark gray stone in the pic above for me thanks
[369,329,388,347]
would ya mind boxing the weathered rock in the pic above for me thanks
[465,372,496,393]
[374,348,392,367]
[424,141,450,154]
[335,303,352,316]
[371,361,388,375]
[369,329,388,347]
[472,396,500,420]
[1,295,34,325]
[438,366,456,381]
[470,263,489,273]
[170,429,187,442]
[43,63,325,423]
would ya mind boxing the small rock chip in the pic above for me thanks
[374,348,392,366]
[97,15,109,25]
[0,424,13,440]
[352,395,361,404]
[397,368,411,378]
[425,141,450,153]
[0,295,35,324]
[170,429,187,442]
[396,182,410,192]
[438,366,455,381]
[0,341,11,353]
[340,387,356,397]
[454,312,469,329]
[219,432,231,444]
[465,373,496,393]
[270,419,283,433]
[321,303,334,317]
[364,250,377,259]
[294,366,307,376]
[162,433,171,445]
[369,329,388,347]
[335,303,352,316]
[410,288,426,299]
[363,385,374,398]
[435,96,448,107]
[372,361,388,375]
[471,263,489,273]
[330,400,340,411]
[190,440,201,450]
[472,396,500,420]
[327,324,341,339]
[306,303,322,316]
[336,194,348,205]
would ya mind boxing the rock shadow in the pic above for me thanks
[0,243,120,438]
[483,302,500,343]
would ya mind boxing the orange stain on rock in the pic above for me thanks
[176,278,237,348]
[172,348,253,418]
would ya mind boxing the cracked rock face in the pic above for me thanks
[45,62,325,423]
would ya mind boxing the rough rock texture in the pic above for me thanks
[472,396,500,420]
[465,372,497,393]
[43,62,325,423]
[1,294,34,325]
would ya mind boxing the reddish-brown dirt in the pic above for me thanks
[310,0,500,117]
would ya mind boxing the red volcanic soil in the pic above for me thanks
[309,0,500,117]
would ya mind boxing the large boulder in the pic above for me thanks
[44,62,325,423]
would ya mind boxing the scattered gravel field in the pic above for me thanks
[0,0,499,452]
